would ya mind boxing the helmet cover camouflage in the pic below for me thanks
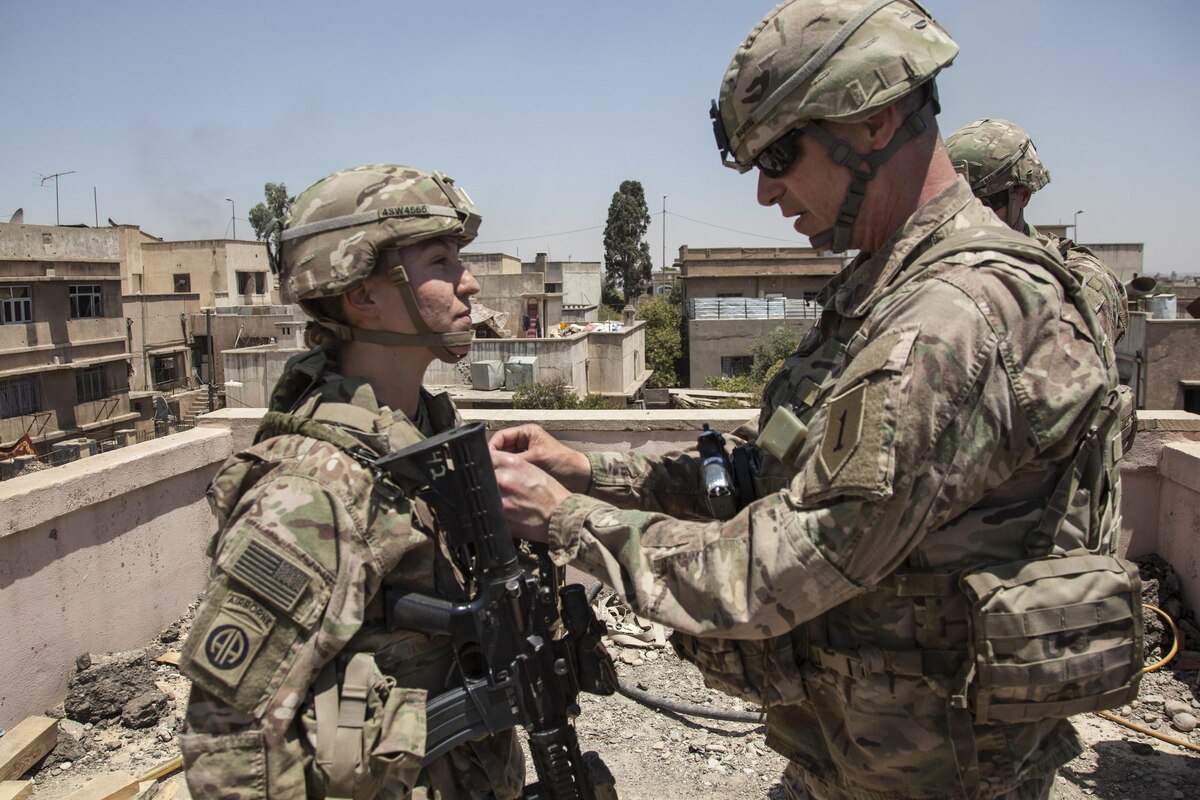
[277,164,480,305]
[945,118,1051,197]
[713,0,958,172]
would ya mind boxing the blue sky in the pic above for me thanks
[3,1,1197,275]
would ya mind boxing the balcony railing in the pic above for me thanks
[687,297,821,320]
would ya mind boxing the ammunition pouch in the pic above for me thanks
[670,628,809,707]
[957,551,1144,724]
[303,652,426,799]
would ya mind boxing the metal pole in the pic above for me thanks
[205,308,215,413]
[226,198,236,240]
[662,195,667,270]
[38,171,76,225]
[1073,209,1084,243]
[94,187,98,227]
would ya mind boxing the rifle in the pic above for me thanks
[373,422,618,800]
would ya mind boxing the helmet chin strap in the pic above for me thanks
[309,257,473,364]
[805,94,938,254]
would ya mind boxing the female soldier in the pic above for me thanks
[178,164,524,799]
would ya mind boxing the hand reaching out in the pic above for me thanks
[488,423,592,494]
[490,449,572,544]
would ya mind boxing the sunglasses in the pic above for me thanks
[980,188,1010,211]
[753,128,805,179]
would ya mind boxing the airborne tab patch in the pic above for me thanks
[819,383,866,479]
[229,539,310,614]
[196,592,274,689]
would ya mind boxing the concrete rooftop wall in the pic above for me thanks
[2,408,1198,730]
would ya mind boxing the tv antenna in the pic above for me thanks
[39,170,76,225]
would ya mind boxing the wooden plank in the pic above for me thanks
[0,781,33,800]
[134,781,179,800]
[64,772,140,800]
[0,716,58,782]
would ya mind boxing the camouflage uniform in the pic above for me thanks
[180,165,524,798]
[179,351,524,799]
[545,179,1127,799]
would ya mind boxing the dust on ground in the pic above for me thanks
[16,557,1200,799]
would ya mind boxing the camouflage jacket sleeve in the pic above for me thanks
[181,442,427,795]
[585,449,708,519]
[548,265,1107,639]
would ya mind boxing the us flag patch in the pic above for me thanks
[229,539,309,613]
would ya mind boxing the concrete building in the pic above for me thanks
[677,245,843,387]
[462,252,604,336]
[528,253,602,325]
[1118,311,1200,414]
[0,223,139,452]
[650,268,680,297]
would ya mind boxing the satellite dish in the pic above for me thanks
[1126,276,1157,299]
[8,208,23,224]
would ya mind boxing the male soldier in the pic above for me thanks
[179,165,524,798]
[946,118,1143,449]
[945,118,1129,348]
[490,2,1141,799]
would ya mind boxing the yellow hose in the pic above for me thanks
[1093,604,1199,754]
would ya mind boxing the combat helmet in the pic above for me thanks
[945,118,1050,200]
[711,0,958,252]
[271,164,481,363]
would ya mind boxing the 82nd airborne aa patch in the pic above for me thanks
[196,591,275,689]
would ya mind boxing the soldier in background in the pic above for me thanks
[945,118,1129,347]
[490,1,1140,798]
[946,119,1142,449]
[178,165,524,798]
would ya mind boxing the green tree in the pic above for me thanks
[705,325,800,401]
[511,377,582,409]
[603,180,653,300]
[247,182,294,250]
[636,293,682,389]
[511,378,620,410]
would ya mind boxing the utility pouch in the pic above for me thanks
[670,629,808,707]
[303,652,426,799]
[957,552,1144,724]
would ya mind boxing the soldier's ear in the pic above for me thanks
[341,279,384,324]
[863,104,904,151]
[1014,186,1033,211]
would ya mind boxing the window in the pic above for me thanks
[236,271,267,294]
[721,355,753,378]
[1185,387,1200,415]
[0,377,39,418]
[173,274,191,293]
[76,366,108,403]
[151,354,180,389]
[1,286,32,324]
[69,285,104,319]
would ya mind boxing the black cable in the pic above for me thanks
[587,582,765,724]
[616,678,765,724]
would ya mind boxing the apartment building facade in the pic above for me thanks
[678,245,844,387]
[0,223,139,450]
